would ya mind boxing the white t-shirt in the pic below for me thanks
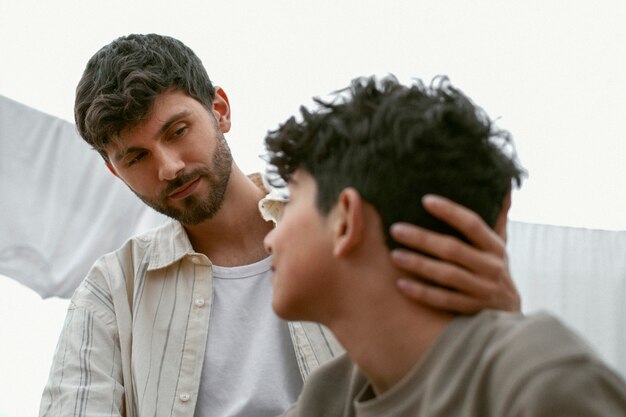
[194,257,303,417]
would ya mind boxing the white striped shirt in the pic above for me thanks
[39,218,342,417]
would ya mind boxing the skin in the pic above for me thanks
[102,87,520,309]
[106,90,233,225]
[104,88,273,266]
[389,194,520,313]
[265,170,513,394]
[263,171,338,321]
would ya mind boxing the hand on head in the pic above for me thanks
[390,194,520,314]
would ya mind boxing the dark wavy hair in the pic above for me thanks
[265,75,525,249]
[74,33,215,160]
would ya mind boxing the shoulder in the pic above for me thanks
[70,220,178,316]
[461,311,600,382]
[284,354,363,417]
[477,311,626,415]
[505,351,626,415]
[307,353,359,384]
[483,311,597,372]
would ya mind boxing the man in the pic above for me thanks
[264,75,626,416]
[40,34,520,417]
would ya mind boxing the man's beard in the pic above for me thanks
[134,136,233,225]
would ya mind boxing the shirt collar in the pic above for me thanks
[144,172,287,271]
[146,219,196,271]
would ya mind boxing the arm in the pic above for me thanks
[39,282,125,417]
[390,194,520,314]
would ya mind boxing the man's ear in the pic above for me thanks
[105,161,119,178]
[212,86,232,133]
[333,188,365,257]
[494,189,512,240]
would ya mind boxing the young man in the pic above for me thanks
[264,75,626,416]
[40,34,520,417]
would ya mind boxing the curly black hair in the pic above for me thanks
[265,75,525,249]
[74,33,215,160]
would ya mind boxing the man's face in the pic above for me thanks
[264,170,336,322]
[105,89,233,225]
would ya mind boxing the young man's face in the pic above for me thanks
[264,170,337,322]
[104,89,233,225]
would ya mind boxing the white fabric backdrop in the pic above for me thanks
[0,95,164,298]
[1,95,624,379]
[507,221,626,378]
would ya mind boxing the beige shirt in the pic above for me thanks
[283,310,626,416]
[39,214,342,417]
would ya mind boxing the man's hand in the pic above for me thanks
[390,194,520,314]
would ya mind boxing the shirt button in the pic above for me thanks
[190,257,201,264]
[179,392,190,402]
[194,297,205,307]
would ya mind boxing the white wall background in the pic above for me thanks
[1,1,625,416]
[2,0,626,230]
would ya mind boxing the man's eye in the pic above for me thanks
[172,125,188,138]
[127,152,146,166]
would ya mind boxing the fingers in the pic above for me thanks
[396,276,520,314]
[396,278,485,314]
[421,194,505,255]
[390,223,505,280]
[390,249,496,299]
[389,194,521,313]
[389,234,520,312]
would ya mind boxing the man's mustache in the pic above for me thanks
[161,169,208,198]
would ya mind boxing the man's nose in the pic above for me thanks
[157,149,185,181]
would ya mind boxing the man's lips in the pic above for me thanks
[168,177,201,200]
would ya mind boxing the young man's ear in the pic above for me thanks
[212,86,231,133]
[333,188,365,257]
[105,161,119,178]
[494,189,512,240]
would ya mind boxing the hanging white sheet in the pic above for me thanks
[0,95,164,298]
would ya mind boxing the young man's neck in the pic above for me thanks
[184,167,273,267]
[326,260,454,395]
